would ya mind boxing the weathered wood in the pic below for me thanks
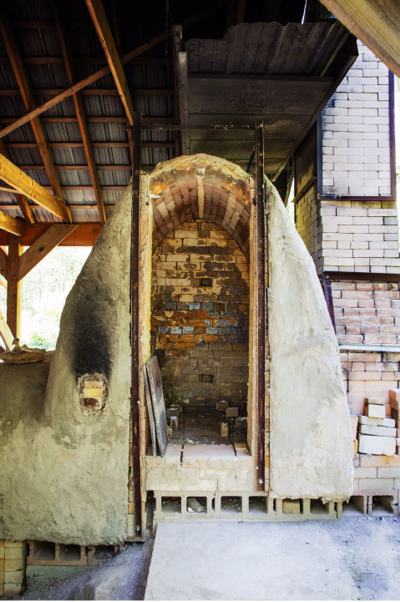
[0,154,71,222]
[130,113,142,536]
[53,1,106,225]
[18,224,79,281]
[0,246,7,278]
[0,0,230,139]
[0,308,14,351]
[6,235,21,338]
[0,211,25,236]
[0,139,35,224]
[172,26,190,155]
[5,142,172,149]
[320,0,400,77]
[0,88,174,97]
[255,120,266,492]
[0,56,173,65]
[85,0,136,127]
[188,77,333,115]
[0,223,102,247]
[0,6,65,203]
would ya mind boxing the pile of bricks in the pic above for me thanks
[358,396,396,455]
[390,389,400,455]
[0,540,26,597]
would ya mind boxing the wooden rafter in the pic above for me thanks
[52,2,106,225]
[0,0,230,140]
[0,154,71,222]
[85,0,136,161]
[320,0,400,77]
[0,211,25,236]
[0,139,35,224]
[18,224,78,280]
[0,6,65,204]
[74,0,136,124]
[0,223,102,247]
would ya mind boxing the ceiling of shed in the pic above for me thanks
[0,0,356,229]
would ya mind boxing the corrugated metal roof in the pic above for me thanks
[186,21,346,76]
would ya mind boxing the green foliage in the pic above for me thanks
[0,247,91,351]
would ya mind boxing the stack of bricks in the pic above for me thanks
[151,220,250,408]
[294,184,320,272]
[340,349,400,416]
[321,41,391,198]
[0,540,26,597]
[390,389,400,454]
[333,281,400,345]
[358,396,396,455]
[319,205,399,274]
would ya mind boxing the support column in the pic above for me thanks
[255,121,266,491]
[130,113,142,537]
[6,234,21,339]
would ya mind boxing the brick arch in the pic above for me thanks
[149,154,254,258]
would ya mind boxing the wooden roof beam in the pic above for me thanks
[52,1,106,225]
[0,6,66,206]
[0,139,35,224]
[0,0,230,140]
[320,0,400,77]
[0,154,71,222]
[0,210,25,236]
[18,224,78,280]
[84,0,136,162]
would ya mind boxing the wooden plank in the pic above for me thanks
[0,0,230,140]
[173,26,190,155]
[255,121,266,492]
[0,139,35,224]
[0,6,65,204]
[0,308,14,351]
[85,0,136,128]
[6,235,21,338]
[0,88,174,96]
[0,210,25,236]
[188,77,333,115]
[320,0,400,77]
[53,1,106,225]
[130,114,142,536]
[0,246,7,278]
[0,223,102,246]
[18,224,79,281]
[0,154,71,222]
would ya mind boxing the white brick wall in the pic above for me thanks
[322,41,392,197]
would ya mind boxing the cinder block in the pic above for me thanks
[367,404,386,418]
[358,434,396,456]
[4,548,24,560]
[282,500,301,514]
[225,407,238,418]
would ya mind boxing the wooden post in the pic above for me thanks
[130,113,142,537]
[255,121,266,492]
[7,235,21,338]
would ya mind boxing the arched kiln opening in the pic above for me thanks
[148,155,257,451]
[151,220,250,444]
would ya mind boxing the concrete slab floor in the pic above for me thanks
[145,518,400,600]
